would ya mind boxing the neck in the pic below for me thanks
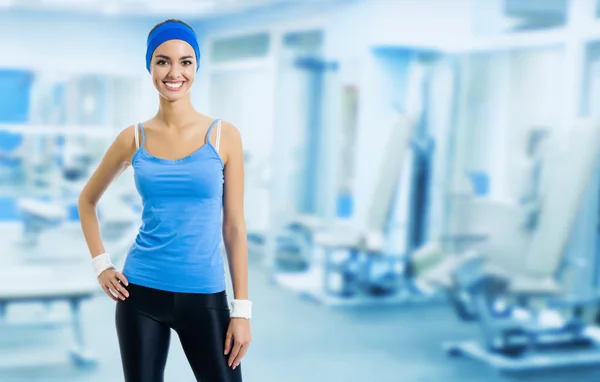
[155,95,196,129]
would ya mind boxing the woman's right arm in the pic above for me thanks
[78,125,137,301]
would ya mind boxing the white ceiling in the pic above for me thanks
[0,0,348,18]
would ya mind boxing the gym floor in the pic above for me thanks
[1,260,600,382]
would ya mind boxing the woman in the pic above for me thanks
[78,19,251,382]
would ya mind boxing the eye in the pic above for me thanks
[156,60,168,65]
[182,60,193,66]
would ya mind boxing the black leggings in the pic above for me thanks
[115,283,243,382]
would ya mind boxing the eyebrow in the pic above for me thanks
[155,55,194,60]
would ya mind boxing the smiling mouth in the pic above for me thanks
[164,81,185,91]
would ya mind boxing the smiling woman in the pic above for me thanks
[77,18,251,382]
[146,19,200,100]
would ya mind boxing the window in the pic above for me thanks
[210,33,270,63]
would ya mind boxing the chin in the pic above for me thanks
[160,91,187,102]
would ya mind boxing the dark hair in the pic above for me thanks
[148,19,194,37]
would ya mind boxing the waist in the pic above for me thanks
[136,213,221,246]
[124,245,226,293]
[130,229,221,259]
[139,203,220,234]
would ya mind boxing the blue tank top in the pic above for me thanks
[122,119,226,293]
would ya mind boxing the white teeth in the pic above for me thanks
[165,82,183,89]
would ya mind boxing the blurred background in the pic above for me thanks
[1,0,600,381]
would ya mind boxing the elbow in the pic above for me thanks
[223,219,246,240]
[78,191,97,210]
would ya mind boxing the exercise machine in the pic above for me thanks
[271,48,453,306]
[425,120,600,373]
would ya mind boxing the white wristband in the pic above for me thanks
[92,253,116,278]
[231,299,252,319]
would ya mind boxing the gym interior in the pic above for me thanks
[1,0,600,381]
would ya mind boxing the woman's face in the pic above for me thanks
[150,39,197,101]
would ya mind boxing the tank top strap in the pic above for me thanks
[215,120,222,152]
[138,123,146,148]
[205,119,220,146]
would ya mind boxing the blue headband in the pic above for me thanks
[146,21,201,73]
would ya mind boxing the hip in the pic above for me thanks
[115,282,231,329]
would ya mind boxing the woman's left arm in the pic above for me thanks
[221,121,251,370]
[221,122,248,300]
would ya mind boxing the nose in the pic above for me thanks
[167,63,185,79]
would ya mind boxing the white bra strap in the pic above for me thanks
[215,120,222,153]
[134,124,140,149]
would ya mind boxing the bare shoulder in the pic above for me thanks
[217,120,242,164]
[113,125,139,164]
[115,125,138,148]
[221,120,242,145]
